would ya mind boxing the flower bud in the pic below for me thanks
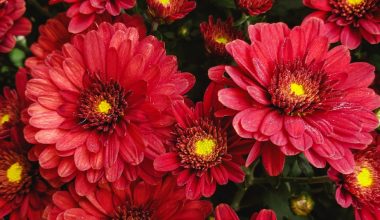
[290,192,315,216]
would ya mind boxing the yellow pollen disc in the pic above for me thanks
[97,100,112,114]
[290,83,305,96]
[158,0,170,6]
[215,36,229,45]
[347,0,365,6]
[194,138,216,157]
[7,162,23,183]
[357,167,373,187]
[0,114,10,125]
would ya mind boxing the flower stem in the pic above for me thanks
[252,176,331,185]
[231,162,258,211]
[233,13,250,27]
[151,22,159,32]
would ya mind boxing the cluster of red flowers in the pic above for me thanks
[0,0,379,219]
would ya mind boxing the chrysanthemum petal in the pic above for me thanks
[154,153,181,171]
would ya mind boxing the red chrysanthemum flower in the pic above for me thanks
[26,13,146,69]
[235,0,273,16]
[44,176,213,220]
[328,135,380,220]
[209,18,380,176]
[49,0,136,33]
[0,140,52,220]
[146,0,196,23]
[154,83,251,199]
[303,0,380,49]
[0,68,28,144]
[200,16,244,57]
[215,204,277,220]
[0,0,31,53]
[24,22,195,196]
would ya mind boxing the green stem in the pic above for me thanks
[231,185,248,211]
[28,0,52,17]
[253,176,331,185]
[231,162,258,211]
[151,22,159,32]
[233,13,250,27]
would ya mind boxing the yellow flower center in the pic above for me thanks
[97,100,112,114]
[215,36,229,45]
[158,0,170,6]
[290,83,305,96]
[0,114,10,125]
[7,162,23,183]
[357,167,373,187]
[346,0,365,6]
[194,138,216,157]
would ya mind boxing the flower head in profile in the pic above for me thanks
[146,0,196,23]
[44,176,213,220]
[49,0,136,33]
[235,0,273,16]
[25,22,195,195]
[0,68,28,144]
[303,0,380,49]
[328,135,380,220]
[215,203,277,220]
[0,140,51,220]
[0,0,31,53]
[154,83,251,199]
[200,16,244,57]
[210,18,380,176]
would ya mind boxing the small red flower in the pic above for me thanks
[49,0,136,33]
[235,0,273,16]
[45,176,213,220]
[0,68,28,144]
[328,135,380,220]
[25,22,195,196]
[215,203,277,220]
[200,16,244,57]
[26,13,146,69]
[146,0,196,23]
[303,0,380,49]
[154,83,251,199]
[0,140,52,220]
[209,18,380,176]
[0,0,31,53]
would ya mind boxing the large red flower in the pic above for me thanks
[328,135,380,220]
[146,0,196,23]
[0,0,31,53]
[49,0,136,33]
[215,204,277,220]
[0,140,52,220]
[154,83,251,199]
[26,13,146,69]
[44,176,213,220]
[0,68,28,144]
[25,22,195,195]
[210,18,380,176]
[303,0,380,49]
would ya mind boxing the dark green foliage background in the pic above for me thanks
[1,0,379,219]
